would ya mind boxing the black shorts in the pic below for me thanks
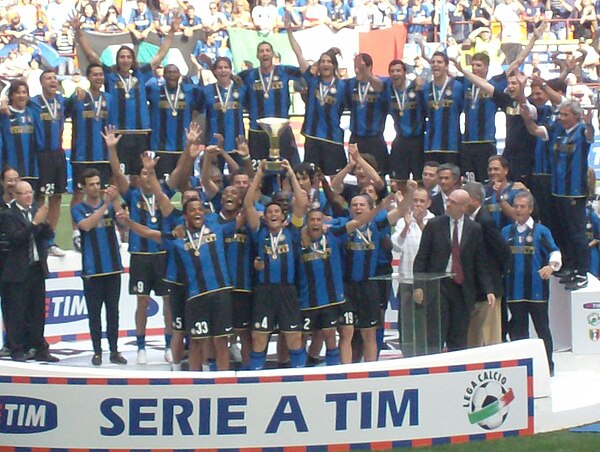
[248,128,300,166]
[117,132,149,176]
[72,162,112,190]
[166,281,186,332]
[186,289,233,338]
[252,284,302,333]
[343,281,381,329]
[232,290,252,330]
[389,135,424,181]
[37,151,67,195]
[303,136,347,176]
[460,142,496,183]
[154,152,181,181]
[129,253,169,296]
[424,151,459,167]
[302,304,341,332]
[349,134,389,176]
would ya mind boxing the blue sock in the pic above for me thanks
[376,327,384,351]
[289,347,307,368]
[249,351,266,370]
[136,336,146,350]
[165,334,172,348]
[325,348,340,366]
[207,359,217,371]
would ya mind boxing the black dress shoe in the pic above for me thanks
[110,352,127,365]
[33,351,59,363]
[11,353,27,362]
[92,353,102,366]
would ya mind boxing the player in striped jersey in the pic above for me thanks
[31,69,67,256]
[288,29,348,175]
[71,170,127,366]
[239,41,301,165]
[0,81,38,190]
[502,191,561,374]
[71,14,180,175]
[423,52,464,166]
[147,64,203,180]
[66,63,115,252]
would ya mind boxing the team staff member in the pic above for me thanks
[0,181,58,362]
[104,124,200,364]
[385,59,426,182]
[147,64,203,179]
[522,98,593,290]
[484,156,523,229]
[0,81,38,189]
[345,53,388,175]
[66,63,115,251]
[288,29,348,175]
[31,69,66,256]
[71,170,127,366]
[71,14,180,175]
[244,159,307,370]
[239,41,301,165]
[423,52,464,166]
[502,191,561,374]
[118,197,234,372]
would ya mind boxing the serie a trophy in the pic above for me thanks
[257,117,290,174]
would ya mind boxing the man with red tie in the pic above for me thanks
[413,189,495,351]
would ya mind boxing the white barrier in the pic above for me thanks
[0,340,546,450]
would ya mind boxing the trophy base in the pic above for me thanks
[264,159,285,175]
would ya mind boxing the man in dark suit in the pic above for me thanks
[0,181,58,362]
[413,189,495,351]
[464,182,511,346]
[429,163,462,216]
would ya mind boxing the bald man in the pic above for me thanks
[0,181,58,362]
[413,189,495,352]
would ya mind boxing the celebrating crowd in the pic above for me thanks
[0,6,597,376]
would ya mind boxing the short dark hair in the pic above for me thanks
[39,68,57,82]
[183,198,203,214]
[294,162,315,182]
[423,160,440,169]
[1,166,19,181]
[81,168,101,186]
[388,59,406,72]
[488,155,509,170]
[86,63,103,77]
[431,51,449,66]
[257,41,273,52]
[358,53,373,68]
[471,52,490,66]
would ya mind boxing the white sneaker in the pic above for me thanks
[228,343,242,362]
[172,362,182,371]
[48,245,66,257]
[136,349,147,365]
[164,348,173,363]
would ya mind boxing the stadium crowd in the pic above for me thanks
[0,2,598,375]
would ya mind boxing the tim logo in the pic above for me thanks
[45,290,88,324]
[0,396,57,433]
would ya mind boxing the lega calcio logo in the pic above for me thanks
[463,371,515,430]
[0,396,58,433]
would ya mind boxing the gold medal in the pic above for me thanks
[125,93,130,99]
[151,216,157,223]
[221,105,227,113]
[272,252,278,260]
[399,110,404,117]
[434,104,439,110]
[264,93,269,99]
[172,111,178,117]
[194,250,200,257]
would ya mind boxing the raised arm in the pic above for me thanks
[287,26,309,72]
[102,125,130,194]
[70,14,101,65]
[150,16,182,70]
[345,193,393,234]
[355,54,384,92]
[167,122,203,191]
[201,144,222,200]
[243,160,265,231]
[505,21,547,76]
[450,57,495,96]
[140,151,175,217]
[349,143,385,190]
[233,136,254,177]
[76,185,120,232]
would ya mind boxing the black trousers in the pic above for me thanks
[440,279,471,352]
[3,263,48,357]
[551,196,589,274]
[508,301,553,371]
[530,175,553,231]
[460,142,496,183]
[83,274,121,354]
